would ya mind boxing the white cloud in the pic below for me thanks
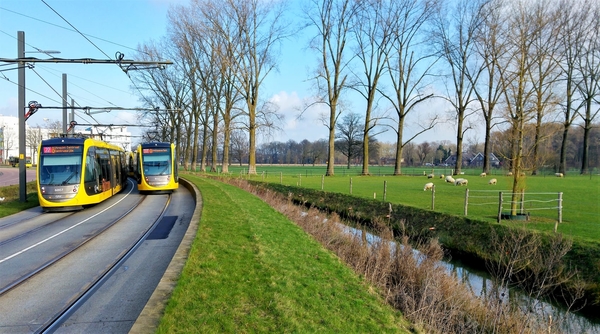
[267,91,329,143]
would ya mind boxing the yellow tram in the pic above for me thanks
[134,142,178,193]
[37,137,127,212]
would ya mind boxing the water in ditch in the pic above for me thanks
[341,223,600,333]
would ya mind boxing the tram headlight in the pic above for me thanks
[41,186,46,194]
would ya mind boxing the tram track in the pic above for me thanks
[0,179,176,333]
[0,195,147,296]
[38,194,172,333]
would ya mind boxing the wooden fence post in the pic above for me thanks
[350,178,353,195]
[464,188,469,216]
[280,172,282,184]
[321,175,324,190]
[383,180,387,201]
[431,184,435,210]
[497,192,503,223]
[558,192,563,224]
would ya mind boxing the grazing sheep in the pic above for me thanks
[454,178,468,186]
[488,178,497,185]
[439,174,445,179]
[427,173,434,179]
[555,172,564,177]
[480,172,487,177]
[445,175,455,183]
[507,171,513,176]
[424,182,434,191]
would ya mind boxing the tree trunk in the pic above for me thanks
[248,104,257,175]
[581,121,590,175]
[326,107,336,176]
[221,110,231,174]
[483,116,491,175]
[558,125,569,174]
[393,115,405,175]
[211,109,218,172]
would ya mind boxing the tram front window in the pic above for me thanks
[142,152,171,176]
[40,155,82,186]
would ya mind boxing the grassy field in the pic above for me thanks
[157,175,412,333]
[197,165,599,243]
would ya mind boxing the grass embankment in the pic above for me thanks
[157,175,411,333]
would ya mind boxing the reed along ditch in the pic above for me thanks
[256,182,600,333]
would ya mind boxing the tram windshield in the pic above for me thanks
[39,145,83,186]
[142,148,171,176]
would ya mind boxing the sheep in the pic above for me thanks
[424,182,434,191]
[427,173,434,179]
[507,171,513,176]
[445,175,455,183]
[555,172,564,177]
[480,172,487,177]
[488,178,497,185]
[454,178,468,186]
[439,174,445,179]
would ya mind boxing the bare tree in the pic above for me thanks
[416,141,432,165]
[221,0,288,175]
[382,0,439,176]
[576,1,600,174]
[528,0,561,175]
[555,0,591,175]
[471,0,507,175]
[498,0,542,214]
[133,41,188,155]
[230,129,249,166]
[306,0,359,176]
[433,0,486,175]
[335,112,363,169]
[349,0,394,175]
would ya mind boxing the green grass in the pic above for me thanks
[157,175,412,333]
[194,166,599,243]
[0,182,40,216]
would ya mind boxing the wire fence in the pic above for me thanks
[466,190,564,229]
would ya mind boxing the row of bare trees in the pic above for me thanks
[129,0,599,191]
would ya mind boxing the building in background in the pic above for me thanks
[0,115,132,165]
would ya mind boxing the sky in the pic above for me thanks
[0,0,463,147]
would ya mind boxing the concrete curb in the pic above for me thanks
[129,177,202,333]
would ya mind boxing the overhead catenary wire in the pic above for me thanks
[0,9,155,58]
[40,0,113,61]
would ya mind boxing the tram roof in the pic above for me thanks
[139,142,172,148]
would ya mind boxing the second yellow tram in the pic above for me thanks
[134,142,178,193]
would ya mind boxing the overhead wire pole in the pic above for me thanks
[2,31,173,203]
[18,31,26,202]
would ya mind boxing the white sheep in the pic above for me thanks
[507,171,513,176]
[427,173,434,179]
[488,178,497,185]
[445,175,455,183]
[424,182,434,191]
[439,174,445,179]
[454,178,468,186]
[555,172,564,177]
[480,172,487,177]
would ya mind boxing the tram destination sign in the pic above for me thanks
[143,148,168,154]
[42,145,83,154]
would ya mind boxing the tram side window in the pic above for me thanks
[84,147,97,182]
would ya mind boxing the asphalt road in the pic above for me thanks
[0,166,37,187]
